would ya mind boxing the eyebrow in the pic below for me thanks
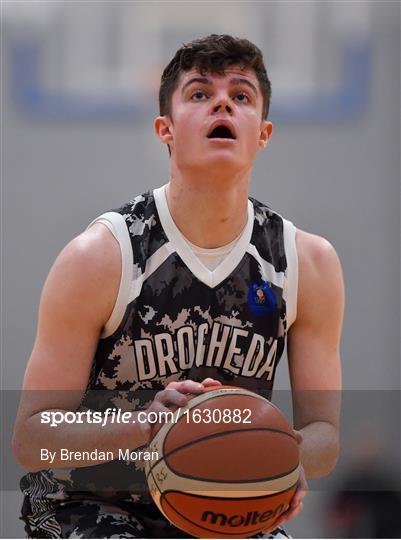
[181,76,258,95]
[181,77,211,93]
[230,77,258,95]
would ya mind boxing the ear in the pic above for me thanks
[154,116,174,147]
[258,120,273,149]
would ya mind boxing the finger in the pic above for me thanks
[291,491,306,508]
[145,401,175,438]
[166,380,205,395]
[290,483,308,508]
[146,401,176,422]
[293,471,308,505]
[293,429,303,445]
[154,388,188,407]
[201,378,222,388]
[261,504,292,534]
[266,501,303,532]
[292,486,308,507]
[278,502,304,525]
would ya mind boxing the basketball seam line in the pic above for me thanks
[147,427,298,480]
[161,482,298,501]
[155,462,301,485]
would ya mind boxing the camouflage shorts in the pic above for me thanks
[21,497,190,539]
[21,497,291,539]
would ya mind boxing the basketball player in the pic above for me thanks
[13,35,344,538]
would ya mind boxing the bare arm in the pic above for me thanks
[263,230,344,533]
[12,224,152,471]
[288,229,344,478]
[12,224,217,471]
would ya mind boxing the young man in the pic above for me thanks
[13,35,344,538]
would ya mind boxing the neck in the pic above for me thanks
[166,168,251,248]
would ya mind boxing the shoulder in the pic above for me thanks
[42,223,121,327]
[59,223,120,279]
[295,228,342,276]
[294,228,344,324]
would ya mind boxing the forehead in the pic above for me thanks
[177,66,260,87]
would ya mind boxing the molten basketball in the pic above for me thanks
[145,386,300,538]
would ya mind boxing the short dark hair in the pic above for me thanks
[159,34,271,120]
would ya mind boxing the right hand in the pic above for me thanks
[143,378,221,440]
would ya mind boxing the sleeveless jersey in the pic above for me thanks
[20,185,298,505]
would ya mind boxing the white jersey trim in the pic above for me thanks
[87,212,133,338]
[154,185,254,289]
[87,203,298,337]
[246,244,285,290]
[128,242,174,303]
[282,219,298,328]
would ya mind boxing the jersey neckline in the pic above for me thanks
[153,185,255,289]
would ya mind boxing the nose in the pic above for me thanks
[213,97,233,115]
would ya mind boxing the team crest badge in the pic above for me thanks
[248,280,277,316]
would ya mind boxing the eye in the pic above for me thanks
[191,90,208,101]
[234,92,250,103]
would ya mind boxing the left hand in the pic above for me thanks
[262,430,308,534]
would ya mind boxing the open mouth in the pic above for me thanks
[207,125,236,140]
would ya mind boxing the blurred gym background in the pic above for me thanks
[1,1,400,537]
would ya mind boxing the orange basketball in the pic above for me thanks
[145,386,300,538]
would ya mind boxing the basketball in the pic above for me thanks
[145,386,300,538]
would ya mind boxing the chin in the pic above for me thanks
[177,152,246,176]
[203,153,244,171]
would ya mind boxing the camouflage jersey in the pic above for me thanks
[20,185,298,506]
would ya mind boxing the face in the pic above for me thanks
[155,66,273,175]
